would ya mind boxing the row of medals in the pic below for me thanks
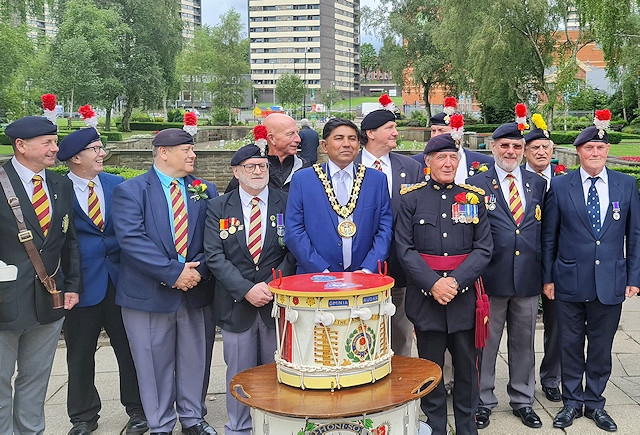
[219,218,242,240]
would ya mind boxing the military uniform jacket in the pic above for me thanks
[204,188,296,333]
[467,167,546,297]
[395,179,493,333]
[0,160,82,329]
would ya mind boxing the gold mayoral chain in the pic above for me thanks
[313,163,366,238]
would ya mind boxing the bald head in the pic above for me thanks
[264,113,301,161]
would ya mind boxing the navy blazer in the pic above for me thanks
[204,188,295,333]
[112,168,218,312]
[0,161,82,329]
[542,168,640,305]
[285,164,393,273]
[355,151,423,286]
[71,172,124,307]
[467,167,546,297]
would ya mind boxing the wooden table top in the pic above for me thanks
[230,356,441,419]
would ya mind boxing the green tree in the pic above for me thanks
[275,73,305,110]
[210,10,249,126]
[360,43,379,82]
[0,24,34,118]
[319,87,341,115]
[176,27,216,110]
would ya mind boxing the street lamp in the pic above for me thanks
[273,67,277,105]
[348,49,352,118]
[303,47,309,118]
[25,78,33,115]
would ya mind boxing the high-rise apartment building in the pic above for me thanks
[248,0,361,106]
[180,0,202,40]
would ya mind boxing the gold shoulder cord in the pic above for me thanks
[400,181,428,195]
[457,183,486,196]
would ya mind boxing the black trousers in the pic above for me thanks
[63,280,143,423]
[416,328,480,435]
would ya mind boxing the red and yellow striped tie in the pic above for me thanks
[32,175,50,236]
[170,180,188,257]
[373,159,383,171]
[248,197,261,264]
[87,181,104,231]
[507,174,523,225]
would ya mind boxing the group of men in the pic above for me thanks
[0,101,638,435]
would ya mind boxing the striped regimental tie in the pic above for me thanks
[170,180,188,257]
[248,197,262,264]
[373,159,383,171]
[87,181,104,230]
[507,173,523,225]
[32,175,51,236]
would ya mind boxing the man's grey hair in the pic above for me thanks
[300,118,310,127]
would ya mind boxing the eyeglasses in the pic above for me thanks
[82,145,106,154]
[239,162,269,172]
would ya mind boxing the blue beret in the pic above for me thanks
[4,116,57,139]
[361,109,396,130]
[57,128,101,161]
[424,134,458,154]
[430,112,450,126]
[524,127,550,144]
[492,122,524,140]
[230,144,266,166]
[152,128,194,147]
[573,126,608,146]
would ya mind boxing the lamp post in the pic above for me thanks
[273,67,277,105]
[348,49,352,118]
[303,47,309,118]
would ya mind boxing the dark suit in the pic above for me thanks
[542,168,640,410]
[0,159,81,434]
[112,168,217,432]
[395,179,492,435]
[63,172,143,424]
[522,163,562,390]
[285,164,393,273]
[204,187,295,434]
[298,125,320,164]
[468,167,546,411]
[356,150,423,356]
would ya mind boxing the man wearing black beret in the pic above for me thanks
[543,112,640,432]
[470,120,546,430]
[58,128,147,434]
[357,105,423,357]
[395,132,492,435]
[204,144,295,434]
[112,128,219,434]
[0,116,82,433]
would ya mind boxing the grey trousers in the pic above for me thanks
[122,301,212,433]
[479,295,538,410]
[0,318,64,435]
[222,314,276,435]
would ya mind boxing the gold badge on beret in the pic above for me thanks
[62,214,69,233]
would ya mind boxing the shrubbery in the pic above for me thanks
[49,165,145,179]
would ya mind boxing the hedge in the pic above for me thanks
[0,129,122,145]
[551,131,621,144]
[49,165,145,179]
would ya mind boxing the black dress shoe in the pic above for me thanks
[182,421,218,435]
[585,408,618,432]
[553,405,583,428]
[68,420,98,435]
[512,406,542,428]
[542,386,562,402]
[475,406,491,429]
[126,413,149,434]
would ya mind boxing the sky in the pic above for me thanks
[201,0,381,47]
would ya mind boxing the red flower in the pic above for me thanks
[41,93,56,111]
[454,192,467,204]
[472,161,480,169]
[515,103,527,118]
[78,104,95,119]
[449,113,464,129]
[184,111,198,126]
[595,109,611,121]
[191,179,202,187]
[379,94,393,107]
[253,125,268,141]
[444,96,457,109]
[517,123,526,132]
[554,164,566,174]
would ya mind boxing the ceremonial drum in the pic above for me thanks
[269,272,395,390]
[231,356,440,435]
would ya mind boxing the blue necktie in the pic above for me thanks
[587,177,601,235]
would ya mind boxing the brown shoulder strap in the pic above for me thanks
[0,167,62,307]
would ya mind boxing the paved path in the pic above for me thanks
[42,296,640,434]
